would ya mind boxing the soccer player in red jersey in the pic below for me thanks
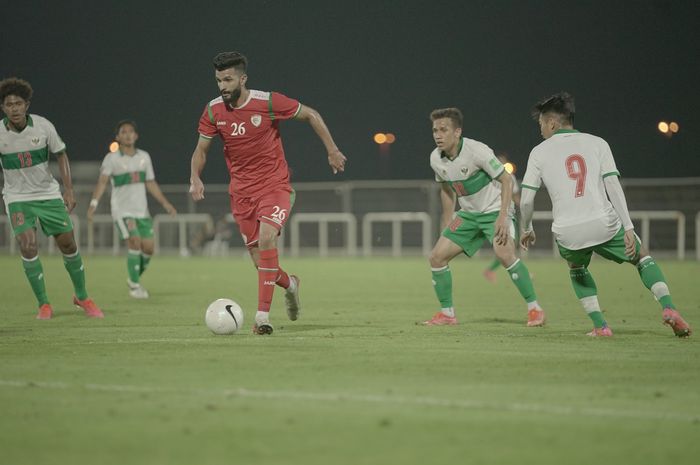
[189,51,347,335]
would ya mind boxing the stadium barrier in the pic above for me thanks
[362,212,432,257]
[289,213,357,257]
[153,214,214,255]
[86,214,121,255]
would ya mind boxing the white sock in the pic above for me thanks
[441,307,455,318]
[255,311,270,324]
[580,295,601,314]
[286,277,297,293]
[527,301,541,311]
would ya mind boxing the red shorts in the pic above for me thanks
[230,188,295,248]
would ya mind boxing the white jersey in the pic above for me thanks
[0,114,66,206]
[430,137,511,215]
[100,149,155,219]
[522,129,621,250]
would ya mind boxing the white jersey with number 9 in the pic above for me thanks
[521,130,622,250]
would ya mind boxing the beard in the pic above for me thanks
[222,88,241,105]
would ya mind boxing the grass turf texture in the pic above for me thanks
[1,255,699,465]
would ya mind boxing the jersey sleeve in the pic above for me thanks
[476,145,505,180]
[100,154,113,176]
[144,152,155,181]
[599,139,620,179]
[198,104,218,139]
[269,92,302,121]
[43,119,66,154]
[521,150,542,191]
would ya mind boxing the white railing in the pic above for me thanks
[289,213,357,257]
[362,212,432,257]
[86,214,121,255]
[528,210,686,260]
[153,213,214,255]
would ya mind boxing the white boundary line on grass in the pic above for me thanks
[1,379,697,423]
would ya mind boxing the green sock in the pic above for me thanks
[570,267,607,328]
[431,266,453,308]
[22,256,49,306]
[487,259,500,271]
[139,253,151,276]
[506,259,537,303]
[63,252,88,300]
[127,250,141,283]
[637,256,675,309]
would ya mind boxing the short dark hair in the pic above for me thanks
[430,107,463,129]
[213,51,248,73]
[114,119,138,136]
[532,92,575,125]
[0,77,33,103]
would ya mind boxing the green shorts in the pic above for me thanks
[557,227,641,267]
[442,210,515,257]
[6,199,73,236]
[115,217,154,240]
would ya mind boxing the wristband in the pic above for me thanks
[89,199,99,208]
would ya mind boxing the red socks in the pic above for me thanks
[258,248,290,312]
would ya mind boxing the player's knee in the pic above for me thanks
[428,250,447,268]
[127,236,141,250]
[141,242,154,255]
[258,230,278,249]
[19,241,38,259]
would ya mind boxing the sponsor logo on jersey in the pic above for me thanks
[460,167,468,175]
[31,137,41,146]
[251,114,262,127]
[216,121,227,126]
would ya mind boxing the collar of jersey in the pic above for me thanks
[228,91,253,110]
[553,128,579,135]
[3,115,33,131]
[440,137,464,160]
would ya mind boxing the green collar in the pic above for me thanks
[553,128,578,135]
[441,137,464,160]
[3,115,32,132]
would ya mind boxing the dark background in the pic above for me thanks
[3,0,698,183]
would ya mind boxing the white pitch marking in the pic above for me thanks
[0,379,697,423]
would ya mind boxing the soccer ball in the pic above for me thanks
[205,298,244,335]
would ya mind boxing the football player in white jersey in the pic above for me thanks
[0,78,103,319]
[87,120,176,298]
[483,152,521,283]
[520,92,691,337]
[422,108,546,327]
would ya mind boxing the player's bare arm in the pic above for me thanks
[294,104,346,174]
[87,174,110,221]
[439,183,456,230]
[189,136,212,201]
[146,181,177,216]
[55,151,76,213]
[493,171,513,246]
[603,176,637,258]
[519,187,536,250]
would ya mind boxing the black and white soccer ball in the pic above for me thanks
[205,298,244,335]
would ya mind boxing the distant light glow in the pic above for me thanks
[385,133,396,144]
[373,133,387,144]
[504,162,515,174]
[669,121,679,133]
[109,141,119,152]
[658,121,669,134]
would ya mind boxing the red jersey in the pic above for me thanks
[198,89,301,197]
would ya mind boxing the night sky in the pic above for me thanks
[3,0,699,184]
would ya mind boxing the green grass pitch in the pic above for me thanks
[1,254,699,465]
